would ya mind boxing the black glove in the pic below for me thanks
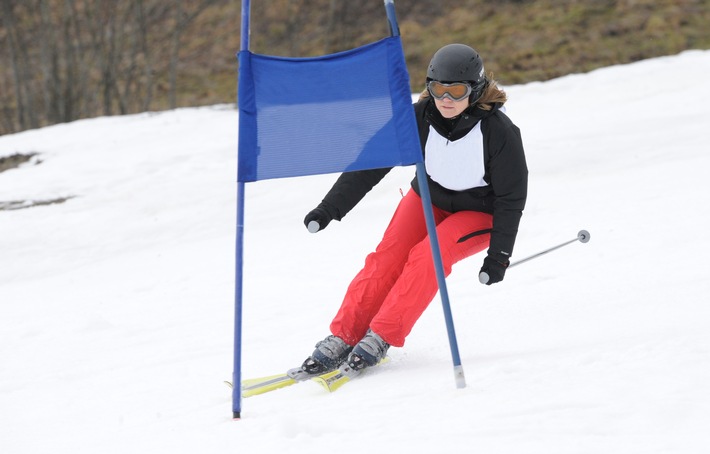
[303,202,336,233]
[478,254,509,285]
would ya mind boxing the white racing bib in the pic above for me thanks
[424,123,486,191]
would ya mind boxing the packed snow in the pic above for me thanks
[2,50,710,453]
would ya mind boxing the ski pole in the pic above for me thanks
[479,229,591,284]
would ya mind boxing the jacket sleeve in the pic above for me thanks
[319,167,392,221]
[484,113,528,261]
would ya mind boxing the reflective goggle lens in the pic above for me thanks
[427,81,472,101]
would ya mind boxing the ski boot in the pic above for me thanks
[347,329,389,371]
[300,335,353,375]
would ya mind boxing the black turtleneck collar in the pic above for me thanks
[425,98,501,142]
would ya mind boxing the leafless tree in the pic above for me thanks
[0,0,223,135]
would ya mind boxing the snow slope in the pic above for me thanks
[2,50,710,453]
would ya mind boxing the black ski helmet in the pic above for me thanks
[427,44,485,87]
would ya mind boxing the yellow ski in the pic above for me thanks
[226,368,322,398]
[311,357,390,392]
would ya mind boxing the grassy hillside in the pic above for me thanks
[259,0,710,83]
[1,0,709,134]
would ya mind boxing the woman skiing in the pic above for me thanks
[300,44,528,374]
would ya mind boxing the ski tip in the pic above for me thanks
[224,380,234,389]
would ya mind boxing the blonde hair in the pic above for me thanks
[419,72,507,111]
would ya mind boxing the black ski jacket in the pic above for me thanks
[317,96,528,260]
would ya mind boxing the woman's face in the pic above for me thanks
[434,96,469,119]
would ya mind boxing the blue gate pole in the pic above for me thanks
[384,0,466,389]
[232,0,251,419]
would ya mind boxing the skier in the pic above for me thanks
[301,44,528,375]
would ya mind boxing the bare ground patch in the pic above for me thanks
[1,152,75,211]
[0,152,40,173]
[0,197,75,211]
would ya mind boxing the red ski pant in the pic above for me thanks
[330,189,493,347]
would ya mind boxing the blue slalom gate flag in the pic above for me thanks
[233,1,463,420]
[237,36,422,182]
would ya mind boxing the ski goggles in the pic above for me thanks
[427,81,472,101]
